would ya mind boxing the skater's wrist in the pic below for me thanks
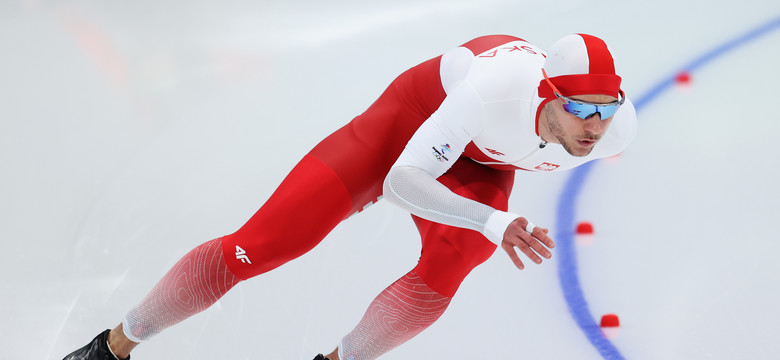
[483,211,521,245]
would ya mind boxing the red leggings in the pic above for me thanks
[222,35,520,297]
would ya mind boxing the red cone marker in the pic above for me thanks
[575,221,594,246]
[600,313,620,327]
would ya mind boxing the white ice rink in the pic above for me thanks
[2,1,780,359]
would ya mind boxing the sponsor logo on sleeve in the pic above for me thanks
[432,144,452,162]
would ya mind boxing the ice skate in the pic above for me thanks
[63,329,129,360]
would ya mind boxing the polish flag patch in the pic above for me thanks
[535,162,560,171]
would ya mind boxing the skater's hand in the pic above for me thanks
[500,217,555,270]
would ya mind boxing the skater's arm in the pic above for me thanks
[383,81,554,268]
[383,82,494,235]
[384,164,554,270]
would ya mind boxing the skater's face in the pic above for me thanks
[543,93,617,157]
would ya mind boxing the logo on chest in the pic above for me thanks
[535,162,560,171]
[484,148,505,156]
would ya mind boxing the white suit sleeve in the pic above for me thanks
[383,81,520,245]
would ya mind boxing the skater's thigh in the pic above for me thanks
[412,158,515,296]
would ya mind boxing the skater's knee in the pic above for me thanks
[415,227,497,297]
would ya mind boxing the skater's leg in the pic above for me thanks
[85,237,239,359]
[331,159,514,359]
[109,94,433,354]
[222,154,355,279]
[116,153,356,345]
[70,51,449,360]
[412,158,515,297]
[122,237,240,342]
[337,270,451,360]
[222,53,451,279]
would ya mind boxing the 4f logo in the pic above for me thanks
[485,148,505,156]
[535,162,560,171]
[235,245,252,264]
[432,144,451,162]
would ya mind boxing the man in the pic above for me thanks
[64,33,636,360]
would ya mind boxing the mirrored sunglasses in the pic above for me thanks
[542,69,625,120]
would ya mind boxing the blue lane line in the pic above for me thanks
[555,15,780,360]
[634,15,780,110]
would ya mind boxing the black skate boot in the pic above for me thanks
[313,354,331,360]
[63,329,129,360]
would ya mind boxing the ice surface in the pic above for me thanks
[2,0,780,359]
